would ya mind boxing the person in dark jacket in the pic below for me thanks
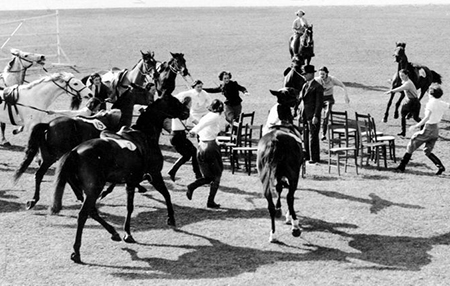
[203,71,249,124]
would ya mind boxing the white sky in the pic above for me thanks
[0,0,448,11]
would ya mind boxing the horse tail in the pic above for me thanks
[51,151,80,214]
[431,70,442,84]
[13,123,49,182]
[259,135,281,199]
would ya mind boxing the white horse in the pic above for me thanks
[0,72,92,135]
[0,48,46,145]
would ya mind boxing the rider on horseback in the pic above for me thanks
[292,9,310,57]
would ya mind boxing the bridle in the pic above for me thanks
[51,76,88,98]
[7,54,45,73]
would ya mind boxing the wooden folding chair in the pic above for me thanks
[327,112,359,175]
[369,117,396,163]
[329,110,357,148]
[230,124,262,175]
[356,116,388,168]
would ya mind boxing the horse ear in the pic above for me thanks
[10,48,19,56]
[170,52,175,57]
[269,89,281,97]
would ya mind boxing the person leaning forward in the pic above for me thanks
[298,64,324,164]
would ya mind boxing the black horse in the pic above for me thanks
[155,52,191,95]
[289,25,314,67]
[50,90,189,264]
[257,88,304,243]
[13,109,122,209]
[383,42,442,122]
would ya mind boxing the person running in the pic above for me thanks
[315,66,350,141]
[395,84,449,175]
[385,68,421,137]
[186,99,225,209]
[203,71,249,125]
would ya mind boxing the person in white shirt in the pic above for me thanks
[315,66,350,141]
[395,84,449,175]
[186,99,225,209]
[174,79,212,128]
[292,9,310,56]
[385,68,421,136]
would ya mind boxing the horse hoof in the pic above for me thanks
[0,141,11,147]
[137,185,147,193]
[26,200,37,210]
[275,208,282,218]
[394,113,399,119]
[123,234,136,243]
[292,228,302,237]
[382,117,387,123]
[167,217,176,227]
[285,220,292,225]
[269,238,280,243]
[111,233,121,242]
[71,253,82,264]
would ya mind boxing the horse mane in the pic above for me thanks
[21,72,69,90]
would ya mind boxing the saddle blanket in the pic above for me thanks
[104,138,137,151]
[78,118,107,131]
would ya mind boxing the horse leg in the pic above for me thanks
[149,172,176,227]
[286,179,301,238]
[123,184,136,243]
[0,123,10,146]
[71,197,92,264]
[394,91,405,119]
[26,159,54,209]
[383,92,396,123]
[12,126,24,135]
[265,190,278,243]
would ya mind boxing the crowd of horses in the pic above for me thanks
[0,37,443,263]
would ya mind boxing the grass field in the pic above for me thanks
[1,5,450,286]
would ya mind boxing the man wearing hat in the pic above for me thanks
[395,84,450,175]
[298,64,324,164]
[292,9,310,56]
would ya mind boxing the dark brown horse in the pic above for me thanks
[257,88,304,243]
[383,42,442,122]
[289,25,314,67]
[155,52,191,95]
[13,109,122,209]
[50,90,189,264]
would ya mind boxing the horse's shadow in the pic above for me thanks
[87,223,450,279]
[343,82,388,92]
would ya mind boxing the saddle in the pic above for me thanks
[1,85,20,125]
[269,124,303,145]
[100,126,148,154]
[76,109,122,131]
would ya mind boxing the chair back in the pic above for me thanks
[329,110,351,147]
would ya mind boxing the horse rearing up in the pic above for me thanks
[383,42,442,123]
[50,90,189,264]
[257,88,304,243]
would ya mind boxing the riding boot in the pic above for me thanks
[395,153,412,172]
[168,156,189,181]
[427,153,445,175]
[186,177,210,200]
[207,182,221,208]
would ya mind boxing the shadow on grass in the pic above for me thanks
[88,226,450,279]
[302,188,424,214]
[343,82,388,92]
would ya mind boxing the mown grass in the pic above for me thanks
[1,5,450,286]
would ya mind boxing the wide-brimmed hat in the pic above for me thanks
[295,9,305,16]
[301,65,316,75]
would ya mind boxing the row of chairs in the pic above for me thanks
[327,110,396,175]
[217,111,262,175]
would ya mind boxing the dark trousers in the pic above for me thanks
[169,131,201,177]
[400,98,421,134]
[302,118,321,162]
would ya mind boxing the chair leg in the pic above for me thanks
[383,146,387,168]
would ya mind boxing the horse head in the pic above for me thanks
[393,42,407,64]
[10,48,46,68]
[169,52,190,77]
[301,25,314,47]
[140,50,158,81]
[269,87,298,124]
[134,90,189,134]
[58,72,93,109]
